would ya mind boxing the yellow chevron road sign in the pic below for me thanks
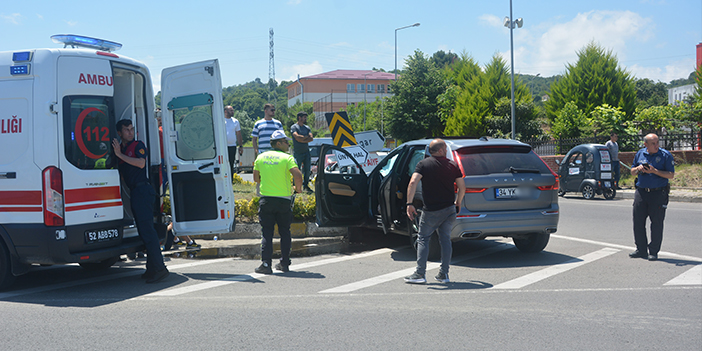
[325,111,357,147]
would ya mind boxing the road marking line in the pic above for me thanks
[664,264,702,286]
[490,247,619,289]
[551,234,702,262]
[319,243,514,294]
[146,248,395,297]
[0,258,232,299]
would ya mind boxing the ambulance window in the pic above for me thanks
[62,96,115,170]
[172,105,216,160]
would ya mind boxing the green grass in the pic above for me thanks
[620,163,702,189]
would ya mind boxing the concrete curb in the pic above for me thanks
[613,189,702,203]
[166,236,348,260]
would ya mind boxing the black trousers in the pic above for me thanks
[228,146,237,174]
[632,188,669,255]
[258,197,293,265]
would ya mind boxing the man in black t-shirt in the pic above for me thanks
[405,139,465,284]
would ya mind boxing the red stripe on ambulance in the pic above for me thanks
[64,186,120,204]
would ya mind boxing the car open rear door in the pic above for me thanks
[315,145,368,227]
[161,59,235,235]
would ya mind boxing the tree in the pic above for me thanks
[550,101,587,140]
[444,54,530,137]
[586,104,626,137]
[635,78,668,108]
[486,97,547,140]
[545,42,637,122]
[430,50,458,69]
[386,50,447,142]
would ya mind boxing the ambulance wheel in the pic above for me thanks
[0,240,16,291]
[603,188,616,200]
[581,184,595,200]
[513,233,550,253]
[79,256,119,270]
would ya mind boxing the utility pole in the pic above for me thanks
[268,28,275,103]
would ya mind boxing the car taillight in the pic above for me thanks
[465,188,487,193]
[454,183,486,193]
[535,152,559,191]
[42,166,64,226]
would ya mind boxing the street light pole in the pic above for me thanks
[394,22,420,81]
[504,0,522,140]
[363,71,371,131]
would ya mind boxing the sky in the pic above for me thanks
[2,0,701,94]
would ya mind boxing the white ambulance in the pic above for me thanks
[0,35,236,290]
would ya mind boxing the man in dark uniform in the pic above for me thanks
[405,139,465,284]
[629,133,675,261]
[112,119,169,283]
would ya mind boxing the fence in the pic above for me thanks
[524,133,701,156]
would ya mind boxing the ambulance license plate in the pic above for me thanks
[496,187,517,198]
[85,228,120,244]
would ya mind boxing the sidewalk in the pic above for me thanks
[615,187,702,203]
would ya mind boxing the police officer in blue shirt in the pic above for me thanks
[113,119,169,283]
[629,133,675,261]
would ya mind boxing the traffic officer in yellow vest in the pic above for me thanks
[253,130,303,274]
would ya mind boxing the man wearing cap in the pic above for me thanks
[291,111,314,193]
[629,133,675,261]
[253,130,303,274]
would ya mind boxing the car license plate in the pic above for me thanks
[85,228,120,244]
[496,187,517,198]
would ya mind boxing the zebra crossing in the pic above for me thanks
[2,235,700,300]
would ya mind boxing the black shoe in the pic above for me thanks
[404,272,426,284]
[275,262,289,272]
[146,268,169,283]
[647,254,658,261]
[255,262,272,274]
[141,270,154,279]
[629,250,647,259]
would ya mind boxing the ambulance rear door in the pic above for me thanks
[161,59,235,234]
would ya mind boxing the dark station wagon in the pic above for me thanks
[315,137,560,259]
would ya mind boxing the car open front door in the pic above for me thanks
[161,59,235,235]
[315,145,368,227]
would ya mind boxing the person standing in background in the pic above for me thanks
[251,104,282,155]
[606,132,621,189]
[224,105,243,175]
[291,111,314,193]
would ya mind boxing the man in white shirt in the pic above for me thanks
[225,105,243,175]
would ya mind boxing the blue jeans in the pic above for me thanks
[294,151,311,188]
[415,205,455,276]
[258,197,293,265]
[130,183,166,273]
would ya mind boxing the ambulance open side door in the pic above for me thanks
[160,59,235,235]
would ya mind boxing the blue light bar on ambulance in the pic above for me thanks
[50,34,122,52]
[12,51,32,62]
[10,65,30,75]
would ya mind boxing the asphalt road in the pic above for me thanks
[1,197,700,350]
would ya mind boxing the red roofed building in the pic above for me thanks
[286,69,395,128]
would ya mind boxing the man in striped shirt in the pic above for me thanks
[251,103,283,155]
